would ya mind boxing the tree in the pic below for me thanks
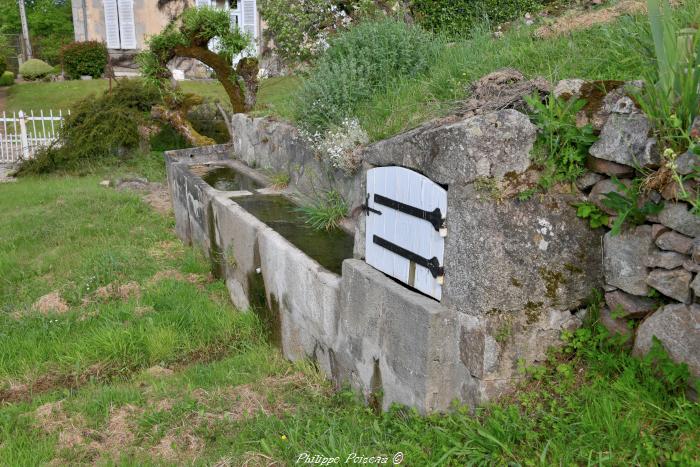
[138,6,259,146]
[0,0,73,64]
[139,6,259,114]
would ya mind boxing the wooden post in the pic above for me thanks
[18,111,29,159]
[18,0,32,60]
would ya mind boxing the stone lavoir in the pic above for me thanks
[165,70,699,413]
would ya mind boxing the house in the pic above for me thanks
[70,0,261,77]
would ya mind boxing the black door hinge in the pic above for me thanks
[373,235,444,279]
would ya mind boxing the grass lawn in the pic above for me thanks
[0,154,698,465]
[2,76,299,114]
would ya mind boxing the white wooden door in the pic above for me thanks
[365,167,447,301]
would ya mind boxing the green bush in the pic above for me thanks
[105,77,161,111]
[410,0,545,37]
[259,0,377,63]
[0,71,14,86]
[61,41,108,79]
[19,58,54,80]
[0,55,6,76]
[295,19,439,133]
[17,80,161,175]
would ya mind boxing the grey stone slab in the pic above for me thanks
[644,249,689,270]
[443,185,602,314]
[656,230,694,254]
[633,303,700,381]
[603,225,654,296]
[335,260,461,413]
[657,202,700,238]
[605,290,657,319]
[361,110,536,185]
[589,113,656,167]
[646,268,692,304]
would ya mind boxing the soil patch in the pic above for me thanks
[83,281,142,305]
[149,269,211,286]
[148,240,185,261]
[32,291,70,314]
[36,401,145,462]
[112,177,172,216]
[535,0,646,38]
[0,364,106,404]
[145,365,175,378]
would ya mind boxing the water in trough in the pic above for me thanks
[202,166,263,192]
[234,195,354,275]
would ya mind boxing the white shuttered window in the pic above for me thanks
[117,0,137,49]
[241,0,257,54]
[103,0,137,50]
[103,0,121,49]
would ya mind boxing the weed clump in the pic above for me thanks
[297,190,348,231]
[525,94,597,191]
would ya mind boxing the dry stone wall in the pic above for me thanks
[556,79,700,386]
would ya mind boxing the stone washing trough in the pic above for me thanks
[166,104,605,414]
[165,145,458,412]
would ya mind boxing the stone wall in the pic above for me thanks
[555,80,700,386]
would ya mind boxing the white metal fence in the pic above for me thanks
[0,110,68,162]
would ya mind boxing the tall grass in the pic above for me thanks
[356,19,656,141]
[636,0,700,149]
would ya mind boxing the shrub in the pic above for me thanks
[410,0,544,37]
[0,71,14,87]
[61,41,108,79]
[106,78,161,111]
[259,0,376,63]
[295,19,439,134]
[19,58,54,80]
[0,55,6,76]
[17,80,160,175]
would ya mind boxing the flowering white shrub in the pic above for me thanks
[301,118,369,174]
[259,0,364,63]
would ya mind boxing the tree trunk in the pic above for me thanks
[173,45,257,113]
[151,106,216,147]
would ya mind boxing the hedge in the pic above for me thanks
[61,41,108,79]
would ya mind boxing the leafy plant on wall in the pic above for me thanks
[524,94,597,191]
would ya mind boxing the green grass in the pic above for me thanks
[0,163,266,385]
[3,76,299,114]
[0,158,697,465]
[354,20,652,141]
